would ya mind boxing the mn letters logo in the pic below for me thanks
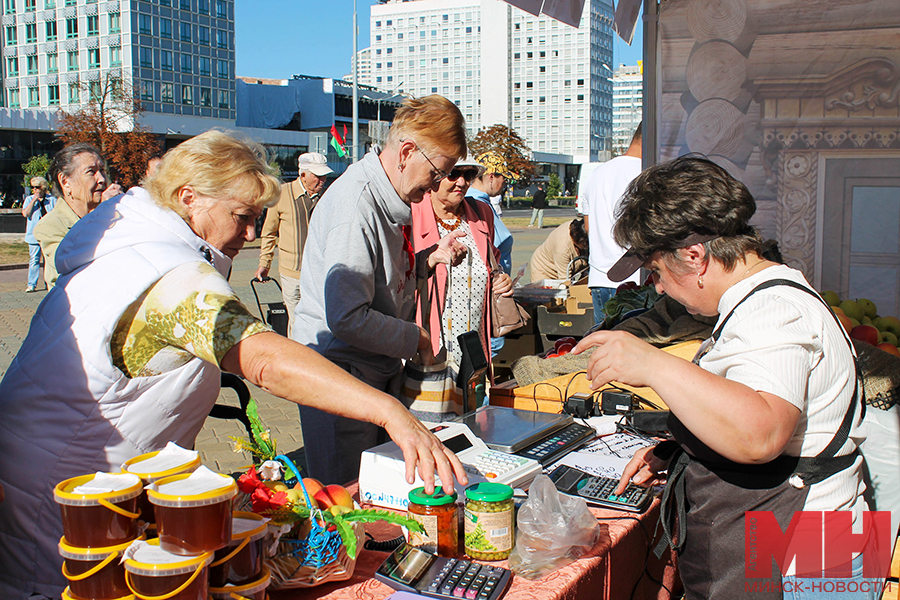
[745,511,892,579]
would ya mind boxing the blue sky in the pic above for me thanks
[235,1,643,80]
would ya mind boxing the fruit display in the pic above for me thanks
[820,292,900,357]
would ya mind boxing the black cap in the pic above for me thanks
[607,233,720,282]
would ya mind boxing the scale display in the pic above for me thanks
[454,406,572,453]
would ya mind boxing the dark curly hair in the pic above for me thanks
[569,217,588,252]
[613,155,765,272]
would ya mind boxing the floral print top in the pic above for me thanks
[111,261,271,378]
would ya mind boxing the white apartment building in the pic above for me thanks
[612,61,641,154]
[1,0,236,132]
[345,47,373,87]
[368,0,614,164]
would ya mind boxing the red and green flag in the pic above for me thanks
[330,124,347,158]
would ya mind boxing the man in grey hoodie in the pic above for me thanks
[293,95,469,484]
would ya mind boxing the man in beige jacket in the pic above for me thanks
[256,152,332,335]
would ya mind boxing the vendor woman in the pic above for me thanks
[575,156,879,599]
[0,131,467,600]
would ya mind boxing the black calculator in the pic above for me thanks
[547,464,653,513]
[375,543,513,600]
[515,422,595,465]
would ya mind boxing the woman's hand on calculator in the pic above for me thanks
[615,445,670,495]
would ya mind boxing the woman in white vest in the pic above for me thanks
[0,130,467,600]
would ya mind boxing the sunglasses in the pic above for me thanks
[445,167,479,183]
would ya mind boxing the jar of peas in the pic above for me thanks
[464,483,514,560]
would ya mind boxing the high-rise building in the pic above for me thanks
[345,47,373,87]
[369,0,614,163]
[1,0,236,127]
[611,61,641,154]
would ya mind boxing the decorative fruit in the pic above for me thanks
[832,306,845,316]
[862,316,874,326]
[850,318,861,329]
[328,504,353,516]
[836,313,853,335]
[839,300,866,322]
[877,342,900,357]
[880,316,900,337]
[264,481,289,493]
[285,489,305,505]
[850,324,880,346]
[296,477,324,500]
[821,290,841,306]
[858,298,877,319]
[313,484,354,510]
[879,331,899,346]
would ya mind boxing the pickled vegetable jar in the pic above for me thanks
[464,483,514,560]
[407,487,458,557]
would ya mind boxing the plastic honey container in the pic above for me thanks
[62,587,132,600]
[209,565,271,600]
[147,467,237,555]
[208,512,268,587]
[123,539,212,600]
[59,534,145,600]
[54,473,143,548]
[122,446,201,524]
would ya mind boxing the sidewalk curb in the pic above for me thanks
[0,263,27,271]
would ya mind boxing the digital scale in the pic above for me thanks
[358,407,595,510]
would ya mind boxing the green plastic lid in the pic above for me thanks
[465,482,513,503]
[408,487,458,506]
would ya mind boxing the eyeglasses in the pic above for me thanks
[445,168,479,183]
[417,147,449,184]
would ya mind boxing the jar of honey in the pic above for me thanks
[407,487,458,557]
[59,535,143,600]
[124,539,212,600]
[121,448,201,525]
[147,470,237,556]
[62,586,133,600]
[54,473,143,548]
[208,511,268,587]
[209,565,271,600]
[464,483,514,561]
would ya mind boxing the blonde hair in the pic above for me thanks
[30,176,50,190]
[145,130,281,219]
[385,95,467,160]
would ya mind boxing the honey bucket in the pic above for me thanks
[54,473,143,548]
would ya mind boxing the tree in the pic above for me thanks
[547,172,562,198]
[56,74,161,189]
[22,154,51,188]
[468,124,538,186]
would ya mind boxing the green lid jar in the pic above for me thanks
[407,488,459,557]
[464,483,514,560]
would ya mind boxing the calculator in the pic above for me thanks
[462,449,536,481]
[375,543,513,600]
[515,422,595,465]
[547,464,653,513]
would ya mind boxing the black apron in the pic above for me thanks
[656,279,862,600]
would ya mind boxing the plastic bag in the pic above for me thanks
[507,474,601,580]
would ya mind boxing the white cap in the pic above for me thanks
[297,152,333,177]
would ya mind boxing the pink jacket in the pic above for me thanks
[411,194,499,361]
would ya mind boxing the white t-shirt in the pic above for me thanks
[700,265,867,519]
[582,155,642,288]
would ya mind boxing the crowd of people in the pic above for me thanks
[0,95,894,600]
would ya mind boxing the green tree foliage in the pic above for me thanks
[547,172,562,198]
[22,154,51,188]
[468,124,538,186]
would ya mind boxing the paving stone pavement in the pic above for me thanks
[0,217,560,478]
